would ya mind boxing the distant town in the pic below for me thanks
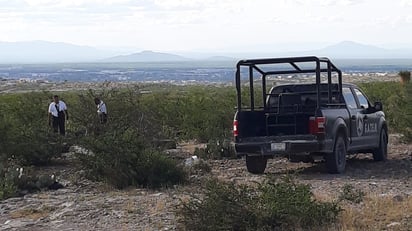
[0,63,401,93]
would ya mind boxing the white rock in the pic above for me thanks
[184,155,200,166]
[387,222,401,227]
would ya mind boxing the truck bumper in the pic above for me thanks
[235,139,322,157]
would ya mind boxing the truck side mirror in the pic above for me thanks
[374,101,383,111]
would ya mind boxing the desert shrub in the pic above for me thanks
[338,184,365,204]
[258,176,341,229]
[72,88,186,189]
[359,81,412,140]
[140,85,236,142]
[179,177,341,230]
[398,83,412,140]
[194,139,236,160]
[0,164,19,200]
[399,70,411,84]
[136,150,187,187]
[0,92,67,165]
[77,131,186,189]
[179,179,259,231]
[0,92,70,199]
[190,160,212,174]
[0,163,59,200]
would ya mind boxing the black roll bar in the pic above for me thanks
[235,56,343,111]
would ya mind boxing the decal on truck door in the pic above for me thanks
[364,122,377,133]
[356,113,364,136]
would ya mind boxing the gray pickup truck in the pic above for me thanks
[233,56,387,174]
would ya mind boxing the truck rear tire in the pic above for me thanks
[246,156,267,174]
[373,129,388,161]
[326,136,346,174]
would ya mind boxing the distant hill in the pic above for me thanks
[305,41,412,59]
[102,50,191,62]
[0,40,117,63]
[1,40,412,64]
[312,41,388,58]
[204,56,236,61]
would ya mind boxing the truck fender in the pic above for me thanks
[332,117,349,147]
[377,116,387,137]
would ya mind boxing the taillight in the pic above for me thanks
[309,117,326,135]
[233,120,239,137]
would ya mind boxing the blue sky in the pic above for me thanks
[0,0,412,52]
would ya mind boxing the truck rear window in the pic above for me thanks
[267,84,343,110]
[342,88,357,109]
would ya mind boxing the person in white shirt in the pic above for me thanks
[94,97,107,124]
[48,95,68,135]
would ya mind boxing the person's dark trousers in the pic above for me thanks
[52,115,65,135]
[58,116,66,135]
[52,116,59,133]
[99,113,107,124]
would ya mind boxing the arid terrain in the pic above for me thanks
[0,134,411,231]
[1,73,411,230]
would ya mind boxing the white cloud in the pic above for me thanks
[401,0,412,6]
[289,0,362,6]
[24,0,135,7]
[0,0,411,50]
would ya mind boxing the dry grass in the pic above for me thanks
[338,195,412,230]
[9,206,55,220]
[312,190,412,231]
[148,197,166,215]
[125,199,140,214]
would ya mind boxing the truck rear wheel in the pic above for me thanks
[373,129,388,161]
[326,136,346,174]
[246,156,267,174]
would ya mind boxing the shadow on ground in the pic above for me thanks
[266,154,412,181]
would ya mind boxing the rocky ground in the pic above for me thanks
[1,135,411,231]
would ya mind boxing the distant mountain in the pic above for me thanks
[1,40,412,64]
[102,50,191,62]
[304,41,412,59]
[312,41,388,58]
[0,40,118,63]
[204,56,236,61]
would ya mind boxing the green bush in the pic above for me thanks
[395,83,412,141]
[72,88,186,189]
[359,81,412,140]
[179,179,260,231]
[77,134,187,189]
[64,86,234,189]
[193,139,236,160]
[399,70,411,83]
[0,164,19,200]
[140,85,235,142]
[258,176,341,229]
[0,92,71,200]
[179,177,341,230]
[338,184,365,204]
[0,92,66,165]
[0,163,60,200]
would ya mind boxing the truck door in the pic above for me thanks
[342,87,363,148]
[353,88,379,147]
